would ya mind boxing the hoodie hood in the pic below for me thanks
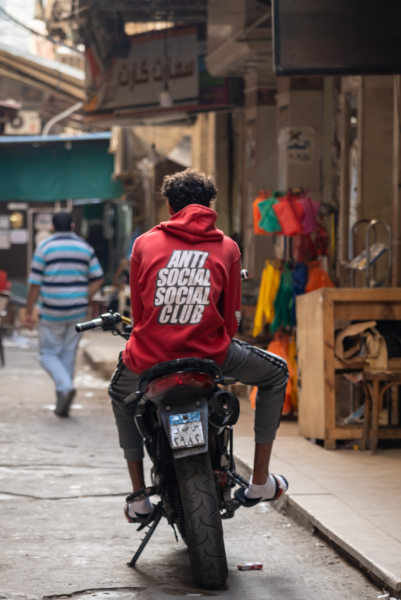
[155,204,224,244]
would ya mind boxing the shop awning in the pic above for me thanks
[0,132,123,202]
[0,41,85,102]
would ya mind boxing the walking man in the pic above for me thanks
[24,211,104,417]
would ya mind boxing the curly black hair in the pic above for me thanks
[161,168,218,213]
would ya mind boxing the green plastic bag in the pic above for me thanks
[270,264,294,333]
[258,191,285,234]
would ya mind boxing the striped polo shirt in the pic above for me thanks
[29,232,104,323]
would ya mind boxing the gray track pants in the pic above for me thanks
[109,339,289,461]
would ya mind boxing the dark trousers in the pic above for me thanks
[109,339,289,461]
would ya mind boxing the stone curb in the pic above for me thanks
[235,455,400,597]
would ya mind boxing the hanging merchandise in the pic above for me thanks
[314,223,329,256]
[271,263,294,333]
[292,233,317,263]
[249,331,294,416]
[273,192,303,236]
[292,195,306,227]
[267,333,293,415]
[298,195,320,234]
[305,259,335,292]
[252,260,281,337]
[258,191,285,234]
[288,334,298,412]
[253,190,270,235]
[291,262,308,326]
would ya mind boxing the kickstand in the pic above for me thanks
[127,504,163,568]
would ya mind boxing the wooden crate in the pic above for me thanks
[296,287,401,448]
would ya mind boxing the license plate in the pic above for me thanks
[169,411,205,449]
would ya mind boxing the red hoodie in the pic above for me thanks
[123,204,242,373]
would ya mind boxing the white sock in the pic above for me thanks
[245,474,278,500]
[127,497,153,518]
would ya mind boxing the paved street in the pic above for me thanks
[0,336,382,600]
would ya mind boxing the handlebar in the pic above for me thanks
[75,311,131,333]
[75,316,104,332]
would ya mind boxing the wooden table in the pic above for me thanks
[296,288,401,449]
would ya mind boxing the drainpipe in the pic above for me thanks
[41,101,83,136]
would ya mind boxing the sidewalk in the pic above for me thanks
[82,331,401,598]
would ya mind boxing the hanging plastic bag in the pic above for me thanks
[299,196,319,234]
[253,261,281,337]
[258,197,282,234]
[305,259,335,292]
[249,331,293,416]
[291,262,308,326]
[314,223,329,256]
[267,332,293,415]
[292,233,318,262]
[288,335,298,411]
[253,190,270,235]
[271,264,294,333]
[258,191,285,234]
[273,193,303,236]
[293,197,305,230]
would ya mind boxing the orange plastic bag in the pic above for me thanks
[249,332,293,416]
[273,194,303,236]
[288,335,298,411]
[305,260,335,292]
[253,190,270,235]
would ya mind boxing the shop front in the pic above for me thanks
[0,132,124,288]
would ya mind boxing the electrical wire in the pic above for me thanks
[0,5,83,54]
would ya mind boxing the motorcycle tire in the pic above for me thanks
[173,452,228,589]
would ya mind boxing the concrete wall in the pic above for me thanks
[338,76,394,286]
[360,76,393,225]
[191,112,232,235]
[276,78,324,203]
[192,112,217,177]
[242,71,277,277]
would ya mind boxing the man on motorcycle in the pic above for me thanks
[109,168,289,522]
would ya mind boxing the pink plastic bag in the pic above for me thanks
[299,196,319,234]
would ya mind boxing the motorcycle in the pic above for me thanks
[76,311,249,590]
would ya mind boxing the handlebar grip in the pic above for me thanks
[75,317,103,332]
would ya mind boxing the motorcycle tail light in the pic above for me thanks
[146,372,215,398]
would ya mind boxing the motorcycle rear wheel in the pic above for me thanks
[174,452,228,589]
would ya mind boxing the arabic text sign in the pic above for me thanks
[286,127,314,164]
[86,28,199,112]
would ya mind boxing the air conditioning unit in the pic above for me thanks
[4,110,42,135]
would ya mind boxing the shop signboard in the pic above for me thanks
[84,25,238,123]
[272,0,401,76]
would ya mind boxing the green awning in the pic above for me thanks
[0,133,123,201]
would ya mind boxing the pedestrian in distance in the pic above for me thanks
[109,168,289,523]
[24,211,104,417]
